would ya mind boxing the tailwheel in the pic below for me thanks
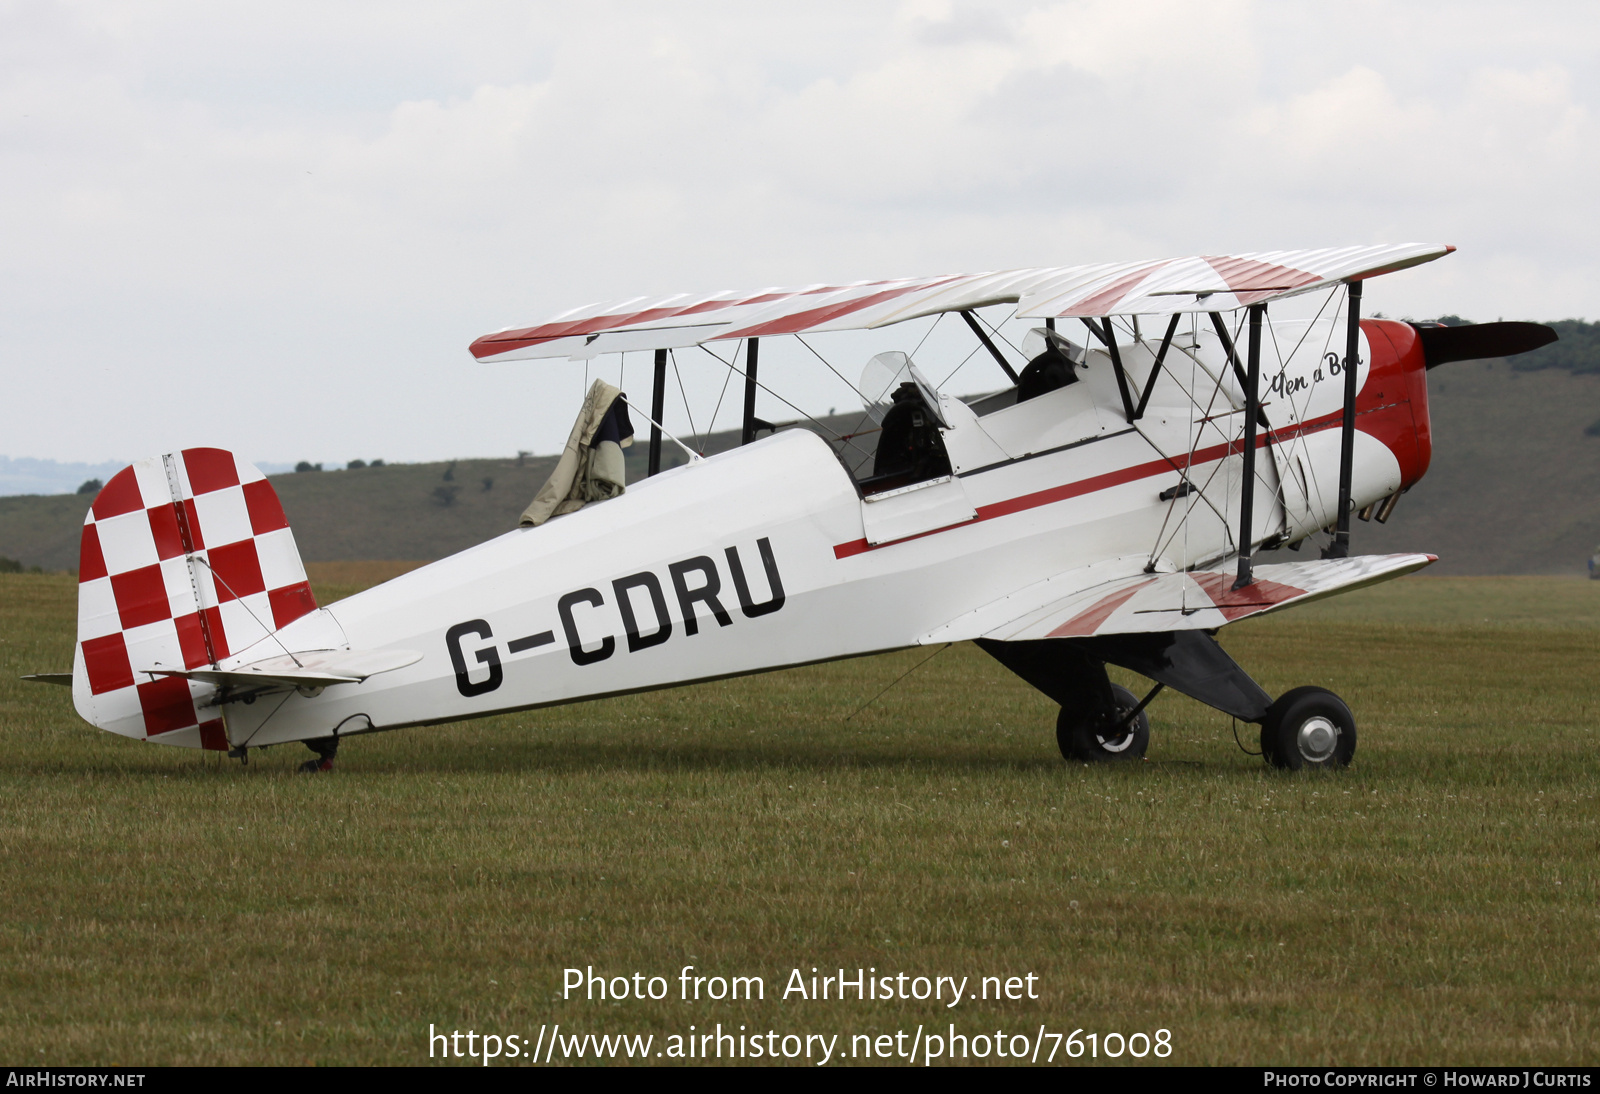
[1259,686,1356,770]
[297,735,339,774]
[1057,683,1149,763]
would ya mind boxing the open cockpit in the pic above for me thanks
[791,325,1098,498]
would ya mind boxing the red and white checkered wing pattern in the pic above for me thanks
[72,448,316,750]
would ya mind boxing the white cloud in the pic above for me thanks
[1,1,1596,466]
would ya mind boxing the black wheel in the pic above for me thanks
[1057,683,1150,762]
[1259,686,1356,770]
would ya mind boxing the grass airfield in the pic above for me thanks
[1,567,1596,1067]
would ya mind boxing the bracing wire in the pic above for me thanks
[697,339,739,452]
[1227,286,1345,525]
[938,305,1023,390]
[794,334,872,404]
[1290,288,1350,535]
[908,312,943,360]
[937,342,985,390]
[191,556,303,667]
[694,344,878,466]
[233,690,293,747]
[616,396,701,464]
[975,305,1024,359]
[669,349,698,441]
[1268,286,1339,390]
[1143,319,1263,567]
[843,644,950,723]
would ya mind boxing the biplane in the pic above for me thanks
[36,245,1556,771]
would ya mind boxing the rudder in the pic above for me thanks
[73,449,316,750]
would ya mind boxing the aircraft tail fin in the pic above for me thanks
[71,449,317,750]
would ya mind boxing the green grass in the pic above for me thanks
[1,573,1596,1066]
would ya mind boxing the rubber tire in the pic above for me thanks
[1259,686,1356,770]
[1057,683,1150,762]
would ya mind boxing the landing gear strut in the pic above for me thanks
[1057,682,1149,762]
[978,632,1360,771]
[297,735,338,774]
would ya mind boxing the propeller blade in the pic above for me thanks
[1410,321,1557,369]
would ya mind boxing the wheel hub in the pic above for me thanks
[1096,728,1136,752]
[1096,707,1140,753]
[1296,715,1339,762]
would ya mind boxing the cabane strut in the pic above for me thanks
[648,348,667,476]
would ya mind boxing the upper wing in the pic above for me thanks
[923,553,1436,644]
[469,245,1453,362]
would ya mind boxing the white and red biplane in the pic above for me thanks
[36,245,1556,771]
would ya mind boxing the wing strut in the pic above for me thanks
[1324,280,1362,559]
[1101,319,1137,423]
[960,310,1020,383]
[1079,319,1137,422]
[648,348,667,476]
[1234,303,1266,589]
[1132,314,1182,422]
[741,338,761,445]
[1208,311,1253,395]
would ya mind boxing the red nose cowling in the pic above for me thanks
[1356,318,1432,490]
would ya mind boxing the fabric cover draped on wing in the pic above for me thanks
[521,379,635,527]
[470,244,1453,362]
[924,553,1436,643]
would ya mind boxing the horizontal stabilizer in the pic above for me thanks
[152,648,422,692]
[926,553,1435,643]
[22,673,73,687]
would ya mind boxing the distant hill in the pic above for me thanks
[1417,314,1600,375]
[0,455,299,497]
[1268,359,1600,574]
[0,411,866,572]
[0,455,558,572]
[1506,318,1600,374]
[2,366,1597,576]
[0,456,135,498]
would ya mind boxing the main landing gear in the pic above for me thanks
[976,632,1357,770]
[1056,683,1150,762]
[1258,686,1356,770]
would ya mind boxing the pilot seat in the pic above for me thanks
[862,381,952,495]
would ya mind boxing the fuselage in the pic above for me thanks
[218,316,1431,751]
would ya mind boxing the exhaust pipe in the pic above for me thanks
[1375,490,1403,524]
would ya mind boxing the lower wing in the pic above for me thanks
[925,553,1435,643]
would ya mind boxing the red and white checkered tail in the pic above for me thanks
[72,449,317,750]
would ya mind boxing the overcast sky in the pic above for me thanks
[4,1,1597,468]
